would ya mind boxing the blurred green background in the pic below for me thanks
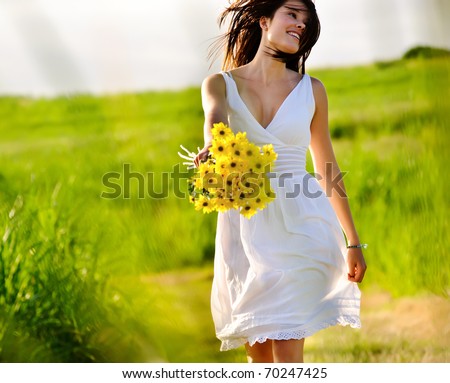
[0,48,449,362]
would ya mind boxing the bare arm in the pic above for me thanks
[194,74,228,167]
[309,77,367,283]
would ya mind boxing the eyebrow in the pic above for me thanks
[283,5,309,13]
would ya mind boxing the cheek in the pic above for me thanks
[267,25,286,42]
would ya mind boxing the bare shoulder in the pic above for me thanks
[310,76,327,97]
[201,73,226,97]
[201,73,227,115]
[309,76,328,108]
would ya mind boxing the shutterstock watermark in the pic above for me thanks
[100,163,347,200]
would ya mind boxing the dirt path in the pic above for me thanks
[144,268,450,362]
[305,289,450,362]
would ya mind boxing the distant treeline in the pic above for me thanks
[403,45,450,59]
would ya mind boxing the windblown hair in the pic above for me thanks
[210,0,320,74]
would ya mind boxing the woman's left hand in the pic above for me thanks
[347,248,367,283]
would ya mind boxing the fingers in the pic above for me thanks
[347,267,357,282]
[193,153,202,167]
[194,149,210,167]
[347,250,367,283]
[194,152,205,167]
[347,263,366,283]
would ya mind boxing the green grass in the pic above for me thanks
[0,56,449,361]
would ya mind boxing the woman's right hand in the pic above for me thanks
[194,145,211,167]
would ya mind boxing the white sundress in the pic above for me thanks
[211,71,361,351]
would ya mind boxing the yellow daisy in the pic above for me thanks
[235,131,248,144]
[215,194,237,212]
[240,201,258,219]
[211,122,234,141]
[252,196,267,209]
[250,156,266,174]
[262,144,277,163]
[193,175,204,190]
[240,172,261,198]
[209,139,227,158]
[198,161,214,178]
[242,142,259,160]
[194,195,216,213]
[204,172,222,189]
[215,157,231,177]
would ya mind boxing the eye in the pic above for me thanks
[289,12,297,19]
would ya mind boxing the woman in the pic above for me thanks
[194,0,367,363]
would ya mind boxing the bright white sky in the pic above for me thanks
[0,0,448,96]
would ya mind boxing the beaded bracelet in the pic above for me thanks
[347,244,368,249]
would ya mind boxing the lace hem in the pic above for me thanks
[219,315,361,351]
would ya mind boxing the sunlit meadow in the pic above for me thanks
[0,51,448,362]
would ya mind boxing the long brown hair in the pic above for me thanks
[210,0,320,74]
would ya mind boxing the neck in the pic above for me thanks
[244,45,290,85]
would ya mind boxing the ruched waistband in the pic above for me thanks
[272,146,308,177]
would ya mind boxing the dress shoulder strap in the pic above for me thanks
[220,71,233,86]
[302,74,316,112]
[219,71,235,101]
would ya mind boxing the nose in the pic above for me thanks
[296,22,306,30]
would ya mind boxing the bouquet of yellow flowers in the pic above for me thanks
[178,123,277,218]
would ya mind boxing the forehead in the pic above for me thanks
[282,1,309,13]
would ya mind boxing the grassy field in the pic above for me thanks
[0,55,449,362]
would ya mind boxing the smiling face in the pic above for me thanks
[261,0,310,55]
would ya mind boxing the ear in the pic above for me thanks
[259,17,268,31]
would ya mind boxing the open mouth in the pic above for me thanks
[287,32,301,42]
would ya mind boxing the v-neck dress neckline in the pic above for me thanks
[226,72,306,130]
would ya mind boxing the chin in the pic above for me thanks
[277,41,300,55]
[280,46,299,55]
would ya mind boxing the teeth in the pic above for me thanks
[287,32,300,41]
